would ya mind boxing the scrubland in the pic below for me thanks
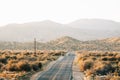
[0,50,66,80]
[74,51,120,80]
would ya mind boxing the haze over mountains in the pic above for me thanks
[0,19,119,42]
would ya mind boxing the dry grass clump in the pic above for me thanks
[30,61,42,71]
[0,56,7,64]
[0,50,66,79]
[79,60,94,71]
[0,62,4,69]
[95,75,120,80]
[17,61,31,71]
[75,51,120,80]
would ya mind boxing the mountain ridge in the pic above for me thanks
[0,19,119,42]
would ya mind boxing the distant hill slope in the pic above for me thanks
[102,37,120,43]
[0,36,119,51]
[67,19,120,40]
[0,20,69,42]
[47,36,81,45]
[67,19,120,30]
[45,36,82,50]
[0,19,119,41]
[46,36,120,51]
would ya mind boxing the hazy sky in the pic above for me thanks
[0,0,120,26]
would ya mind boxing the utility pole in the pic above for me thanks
[34,38,37,54]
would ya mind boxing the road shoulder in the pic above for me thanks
[72,62,85,80]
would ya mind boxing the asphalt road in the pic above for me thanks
[37,53,75,80]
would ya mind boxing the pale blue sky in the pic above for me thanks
[0,0,120,26]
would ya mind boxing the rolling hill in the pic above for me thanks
[0,19,119,41]
[0,36,120,51]
[102,37,120,43]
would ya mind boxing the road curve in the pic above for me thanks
[37,53,75,80]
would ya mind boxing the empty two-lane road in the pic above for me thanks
[37,53,75,80]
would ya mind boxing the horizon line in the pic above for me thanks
[0,18,119,27]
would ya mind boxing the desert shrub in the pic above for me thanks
[0,62,3,69]
[0,50,66,79]
[85,69,94,76]
[31,63,39,71]
[108,53,114,56]
[6,63,18,71]
[110,76,120,80]
[80,60,94,71]
[30,62,42,71]
[38,62,42,68]
[10,56,17,59]
[7,60,18,64]
[82,57,87,61]
[0,57,7,64]
[108,57,117,61]
[95,54,101,57]
[84,61,93,70]
[76,51,120,77]
[17,61,31,71]
[91,57,97,60]
[118,57,120,61]
[30,61,42,71]
[53,52,61,56]
[28,57,37,61]
[101,57,108,61]
[0,78,4,80]
[96,63,115,75]
[101,53,107,56]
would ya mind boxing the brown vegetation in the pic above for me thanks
[0,37,120,51]
[75,51,120,80]
[0,50,66,80]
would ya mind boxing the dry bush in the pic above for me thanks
[17,61,31,71]
[79,60,94,71]
[0,62,4,69]
[95,63,115,75]
[7,60,18,64]
[6,63,18,71]
[75,51,120,78]
[110,76,120,80]
[0,50,66,79]
[0,57,7,64]
[77,55,92,69]
[30,61,42,71]
[85,69,94,76]
[95,76,120,80]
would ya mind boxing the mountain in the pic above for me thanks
[0,20,68,42]
[67,19,120,30]
[102,37,120,43]
[0,20,82,42]
[0,19,119,41]
[67,19,120,40]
